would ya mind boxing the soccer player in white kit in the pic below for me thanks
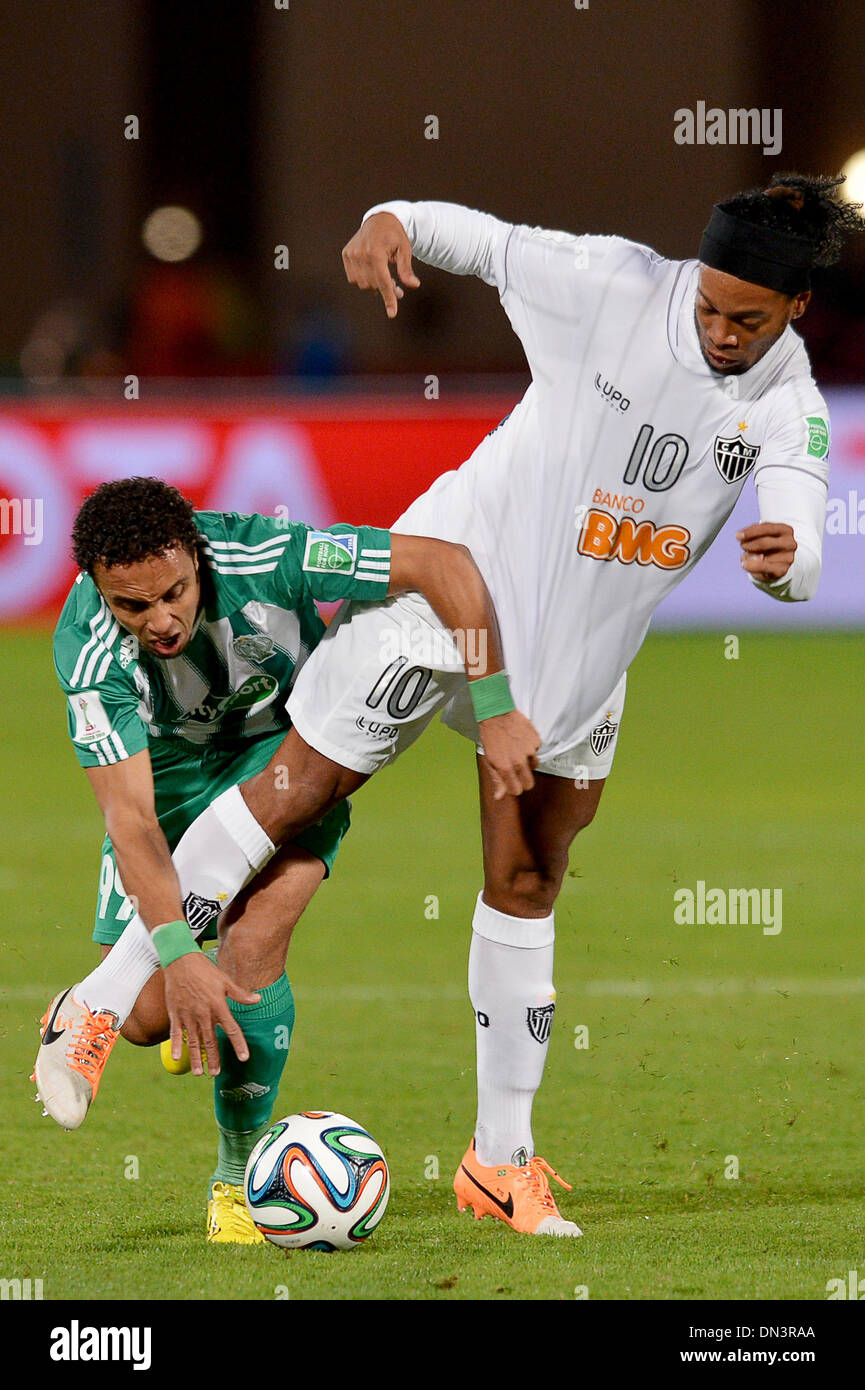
[49,173,863,1238]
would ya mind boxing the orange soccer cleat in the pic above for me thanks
[32,987,120,1130]
[453,1139,583,1237]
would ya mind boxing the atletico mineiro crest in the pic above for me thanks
[526,1004,555,1044]
[590,717,618,757]
[713,433,761,484]
[183,892,224,933]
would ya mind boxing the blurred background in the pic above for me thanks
[1,0,864,623]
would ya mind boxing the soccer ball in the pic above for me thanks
[244,1111,390,1251]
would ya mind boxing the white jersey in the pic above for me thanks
[367,200,830,758]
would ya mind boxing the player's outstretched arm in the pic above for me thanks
[342,202,510,318]
[387,534,540,799]
[85,751,259,1075]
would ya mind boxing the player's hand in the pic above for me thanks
[342,212,421,319]
[736,522,797,583]
[479,710,541,800]
[163,952,260,1078]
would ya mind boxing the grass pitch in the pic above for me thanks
[1,627,863,1301]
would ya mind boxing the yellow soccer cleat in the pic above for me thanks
[160,1037,191,1075]
[207,1182,265,1244]
[160,1034,209,1076]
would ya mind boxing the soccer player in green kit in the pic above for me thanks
[36,477,539,1241]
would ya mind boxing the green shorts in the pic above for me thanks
[92,731,350,944]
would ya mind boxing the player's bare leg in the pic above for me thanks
[240,726,368,841]
[453,757,605,1237]
[476,759,605,919]
[114,842,325,1044]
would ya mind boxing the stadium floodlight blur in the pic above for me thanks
[840,150,865,206]
[141,206,203,263]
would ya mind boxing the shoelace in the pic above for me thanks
[68,1011,119,1083]
[519,1156,573,1212]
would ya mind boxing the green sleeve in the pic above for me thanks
[54,625,149,770]
[293,523,392,603]
[196,512,392,607]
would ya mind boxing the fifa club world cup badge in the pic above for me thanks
[78,697,95,735]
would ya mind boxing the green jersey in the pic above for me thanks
[54,511,392,769]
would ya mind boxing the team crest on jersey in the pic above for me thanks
[302,531,358,574]
[713,433,761,484]
[526,1004,555,1044]
[590,716,619,757]
[232,633,275,663]
[183,892,225,933]
[118,634,139,669]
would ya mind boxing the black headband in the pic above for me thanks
[699,205,814,294]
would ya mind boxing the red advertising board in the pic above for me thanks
[0,398,515,620]
[5,389,864,627]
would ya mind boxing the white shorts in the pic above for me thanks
[288,593,627,782]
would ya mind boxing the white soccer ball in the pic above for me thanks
[244,1111,390,1251]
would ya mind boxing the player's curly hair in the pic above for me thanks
[720,172,865,268]
[72,476,200,573]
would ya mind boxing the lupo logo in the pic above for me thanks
[594,374,630,413]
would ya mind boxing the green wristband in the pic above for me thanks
[469,670,516,723]
[152,919,200,969]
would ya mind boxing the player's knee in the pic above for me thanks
[265,759,348,841]
[486,856,568,916]
[120,1009,167,1047]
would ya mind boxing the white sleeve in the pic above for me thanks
[362,199,511,287]
[750,472,826,601]
[362,200,638,375]
[748,389,829,602]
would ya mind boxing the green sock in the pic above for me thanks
[210,973,295,1191]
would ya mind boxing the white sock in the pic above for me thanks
[74,786,276,1023]
[468,891,556,1168]
[75,913,161,1022]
